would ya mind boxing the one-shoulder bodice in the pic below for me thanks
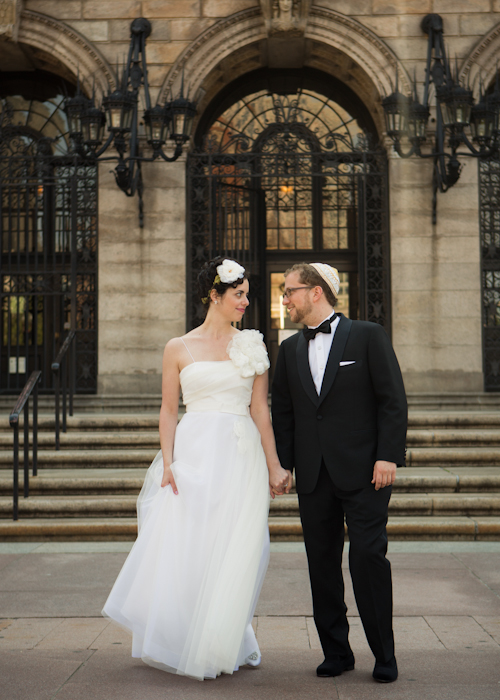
[180,330,270,417]
[180,361,254,416]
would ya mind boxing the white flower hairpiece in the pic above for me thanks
[217,259,245,284]
[201,259,246,304]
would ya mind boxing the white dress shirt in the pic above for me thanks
[307,313,340,394]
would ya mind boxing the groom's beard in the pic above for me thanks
[288,299,313,325]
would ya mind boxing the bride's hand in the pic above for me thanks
[161,465,178,494]
[269,467,291,499]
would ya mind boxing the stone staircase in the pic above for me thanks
[1,394,500,541]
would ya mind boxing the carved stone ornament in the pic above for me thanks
[160,6,410,106]
[260,0,311,36]
[0,0,23,41]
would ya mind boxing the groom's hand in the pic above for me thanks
[371,460,396,490]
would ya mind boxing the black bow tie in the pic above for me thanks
[303,315,337,342]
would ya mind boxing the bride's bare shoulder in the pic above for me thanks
[163,336,187,360]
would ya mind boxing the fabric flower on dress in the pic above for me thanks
[217,259,245,284]
[228,330,270,378]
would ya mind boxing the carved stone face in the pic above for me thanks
[279,0,293,13]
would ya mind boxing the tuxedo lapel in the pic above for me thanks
[296,332,319,407]
[318,315,353,406]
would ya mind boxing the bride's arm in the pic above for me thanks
[159,339,182,492]
[250,371,291,499]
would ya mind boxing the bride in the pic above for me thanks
[102,256,290,680]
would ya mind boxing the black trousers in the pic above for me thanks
[298,462,394,663]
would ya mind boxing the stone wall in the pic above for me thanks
[11,1,500,392]
[97,159,186,394]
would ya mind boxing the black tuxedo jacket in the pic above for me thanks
[271,314,408,493]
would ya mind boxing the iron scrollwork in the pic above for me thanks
[479,158,500,390]
[0,99,98,393]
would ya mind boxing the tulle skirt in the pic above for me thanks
[102,410,270,680]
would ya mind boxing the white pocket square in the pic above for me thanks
[339,361,355,366]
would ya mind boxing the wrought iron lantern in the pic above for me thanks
[438,82,474,129]
[382,13,500,222]
[63,17,196,227]
[381,87,409,140]
[407,97,430,142]
[168,92,197,145]
[65,92,92,139]
[102,87,136,133]
[470,92,496,143]
[81,102,106,148]
[144,104,170,148]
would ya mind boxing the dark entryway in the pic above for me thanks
[0,72,98,393]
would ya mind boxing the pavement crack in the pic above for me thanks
[49,648,97,699]
[422,616,447,650]
[472,615,500,647]
[452,552,500,601]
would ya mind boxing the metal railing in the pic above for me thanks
[9,370,42,521]
[52,330,76,450]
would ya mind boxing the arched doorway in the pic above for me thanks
[0,71,98,393]
[187,68,391,369]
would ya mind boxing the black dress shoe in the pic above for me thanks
[316,653,355,677]
[372,655,398,683]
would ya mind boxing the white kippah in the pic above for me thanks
[309,263,340,296]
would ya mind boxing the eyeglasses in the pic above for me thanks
[282,286,315,299]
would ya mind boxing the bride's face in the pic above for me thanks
[217,279,250,321]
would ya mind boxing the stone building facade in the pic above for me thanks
[1,0,500,395]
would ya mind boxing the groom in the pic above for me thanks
[271,263,407,683]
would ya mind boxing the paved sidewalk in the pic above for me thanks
[1,542,500,699]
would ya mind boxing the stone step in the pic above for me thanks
[0,470,146,495]
[270,516,500,540]
[1,468,500,496]
[0,431,161,449]
[3,491,500,519]
[0,414,162,432]
[17,431,500,451]
[408,412,500,428]
[0,515,498,541]
[2,391,500,414]
[2,447,500,469]
[3,427,500,449]
[272,493,500,517]
[407,430,500,446]
[407,447,500,467]
[405,393,500,411]
[2,410,500,435]
[0,395,163,414]
[0,448,157,469]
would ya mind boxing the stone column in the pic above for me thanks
[97,158,186,395]
[389,150,483,393]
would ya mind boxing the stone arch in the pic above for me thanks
[15,10,115,97]
[459,21,500,89]
[159,6,410,130]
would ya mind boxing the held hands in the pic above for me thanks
[372,460,396,490]
[269,467,292,499]
[161,465,178,494]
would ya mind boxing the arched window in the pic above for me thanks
[188,69,390,369]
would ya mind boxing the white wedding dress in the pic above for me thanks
[102,330,271,681]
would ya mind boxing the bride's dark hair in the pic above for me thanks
[197,256,247,308]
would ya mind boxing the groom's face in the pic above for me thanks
[283,271,314,325]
